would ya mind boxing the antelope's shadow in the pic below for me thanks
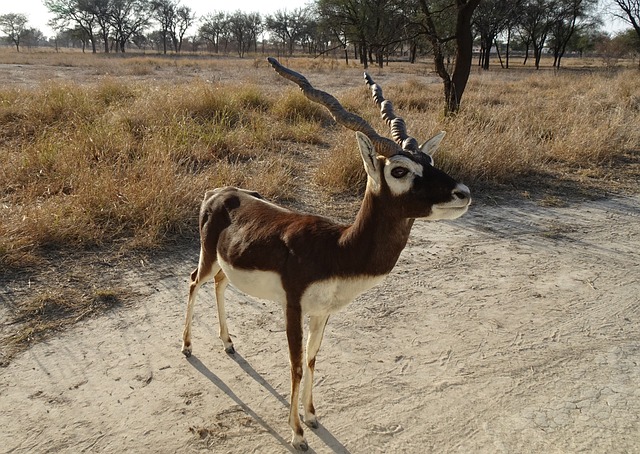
[187,353,351,453]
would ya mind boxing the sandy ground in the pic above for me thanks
[1,193,639,453]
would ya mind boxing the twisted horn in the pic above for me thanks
[267,57,400,157]
[364,73,419,153]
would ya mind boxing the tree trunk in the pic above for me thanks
[495,39,504,69]
[419,0,479,115]
[505,27,511,69]
[534,42,543,69]
[480,33,495,70]
[448,0,480,113]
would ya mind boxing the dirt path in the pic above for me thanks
[1,194,639,453]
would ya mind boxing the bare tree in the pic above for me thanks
[171,5,195,52]
[0,13,28,52]
[610,0,640,42]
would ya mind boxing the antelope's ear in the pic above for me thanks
[356,132,382,187]
[419,131,446,156]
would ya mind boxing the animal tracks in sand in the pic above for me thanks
[1,195,639,453]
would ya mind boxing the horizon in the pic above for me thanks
[0,0,633,40]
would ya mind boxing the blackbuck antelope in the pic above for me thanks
[181,57,471,451]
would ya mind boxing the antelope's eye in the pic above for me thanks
[391,167,409,178]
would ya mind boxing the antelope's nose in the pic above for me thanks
[452,183,471,203]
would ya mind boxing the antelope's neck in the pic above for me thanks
[340,190,414,276]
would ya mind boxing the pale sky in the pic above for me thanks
[0,0,630,39]
[0,0,312,37]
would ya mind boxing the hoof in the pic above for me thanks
[181,345,192,357]
[224,345,235,355]
[304,415,318,429]
[291,439,308,451]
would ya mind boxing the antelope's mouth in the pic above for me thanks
[430,199,471,220]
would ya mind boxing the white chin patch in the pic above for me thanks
[427,204,469,220]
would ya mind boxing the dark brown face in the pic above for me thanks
[380,150,471,220]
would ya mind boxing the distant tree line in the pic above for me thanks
[1,0,638,68]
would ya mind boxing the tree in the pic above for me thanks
[364,0,410,67]
[570,25,607,56]
[109,0,150,53]
[244,12,263,54]
[317,0,412,68]
[56,26,92,50]
[417,0,481,115]
[0,13,29,52]
[266,8,313,56]
[518,0,557,69]
[610,0,640,43]
[317,0,369,65]
[45,0,98,53]
[473,0,521,69]
[22,28,46,49]
[199,12,230,53]
[227,11,261,57]
[548,0,599,68]
[170,5,195,52]
[151,0,177,54]
[598,28,640,66]
[84,0,112,53]
[616,26,640,51]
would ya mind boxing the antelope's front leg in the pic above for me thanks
[285,302,307,451]
[302,314,329,429]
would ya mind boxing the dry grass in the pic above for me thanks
[315,68,640,192]
[1,55,638,265]
[0,53,639,364]
[0,78,319,269]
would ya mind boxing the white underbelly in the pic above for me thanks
[301,275,385,315]
[218,256,385,315]
[218,256,287,304]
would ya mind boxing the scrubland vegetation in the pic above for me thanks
[1,53,639,362]
[1,55,639,269]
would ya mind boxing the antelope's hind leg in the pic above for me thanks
[214,269,234,354]
[181,250,219,357]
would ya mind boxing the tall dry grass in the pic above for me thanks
[0,77,324,268]
[315,69,640,193]
[1,57,639,270]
